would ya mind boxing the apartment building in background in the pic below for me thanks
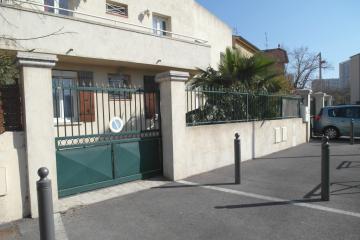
[350,54,360,104]
[339,60,350,89]
[311,78,341,92]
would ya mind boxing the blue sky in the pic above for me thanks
[196,0,360,78]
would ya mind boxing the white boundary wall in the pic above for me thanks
[0,132,27,223]
[157,71,308,181]
[184,118,307,178]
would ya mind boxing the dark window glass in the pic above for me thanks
[329,107,360,118]
[328,108,346,118]
[59,0,70,16]
[44,0,55,13]
[347,107,360,119]
[355,108,360,118]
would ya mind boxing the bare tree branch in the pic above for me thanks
[288,47,332,89]
[0,27,76,41]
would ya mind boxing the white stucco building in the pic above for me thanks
[0,0,233,223]
[0,0,308,224]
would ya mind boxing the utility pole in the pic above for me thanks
[318,52,326,91]
[318,52,323,91]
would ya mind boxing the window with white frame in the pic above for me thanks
[44,0,71,16]
[52,71,78,122]
[153,15,169,36]
[106,1,128,17]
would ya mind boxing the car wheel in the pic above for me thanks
[324,127,339,140]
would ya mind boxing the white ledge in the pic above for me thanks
[155,71,190,83]
[17,51,58,68]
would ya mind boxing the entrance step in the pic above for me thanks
[55,177,169,214]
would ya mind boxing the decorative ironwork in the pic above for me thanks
[186,86,302,126]
[53,82,161,149]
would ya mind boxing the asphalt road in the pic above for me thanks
[2,139,360,240]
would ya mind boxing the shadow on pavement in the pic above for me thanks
[304,184,321,199]
[336,161,360,169]
[330,181,360,196]
[257,154,360,160]
[304,181,360,199]
[214,198,323,209]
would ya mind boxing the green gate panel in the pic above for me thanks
[56,145,113,192]
[113,138,161,179]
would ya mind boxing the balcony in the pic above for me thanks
[0,0,211,70]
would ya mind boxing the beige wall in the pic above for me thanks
[233,44,255,58]
[350,54,360,104]
[0,132,27,223]
[0,0,232,70]
[183,118,307,179]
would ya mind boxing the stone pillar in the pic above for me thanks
[296,89,312,142]
[156,71,189,180]
[324,95,333,106]
[313,92,325,114]
[17,52,58,218]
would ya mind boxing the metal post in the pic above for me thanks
[37,167,55,240]
[321,136,330,201]
[234,133,241,184]
[350,119,355,145]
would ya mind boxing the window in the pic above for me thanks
[52,71,78,122]
[106,1,128,17]
[347,107,360,119]
[108,74,131,100]
[44,0,71,16]
[153,15,169,36]
[328,107,360,118]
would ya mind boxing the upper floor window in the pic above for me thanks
[153,15,170,36]
[106,1,128,17]
[44,0,71,16]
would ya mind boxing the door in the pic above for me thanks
[327,107,350,136]
[144,76,158,119]
[78,71,95,122]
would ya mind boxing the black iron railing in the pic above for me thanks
[186,87,301,126]
[53,82,160,149]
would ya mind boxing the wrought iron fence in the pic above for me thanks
[186,87,301,126]
[53,82,160,149]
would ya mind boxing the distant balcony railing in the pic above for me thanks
[0,0,209,44]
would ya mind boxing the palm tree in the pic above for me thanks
[189,47,285,93]
[186,48,292,123]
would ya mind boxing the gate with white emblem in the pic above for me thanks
[53,79,162,197]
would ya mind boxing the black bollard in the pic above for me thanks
[321,136,330,201]
[234,133,241,184]
[350,119,355,145]
[37,167,55,240]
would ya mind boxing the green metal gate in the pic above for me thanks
[53,78,162,197]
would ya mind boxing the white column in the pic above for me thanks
[17,52,58,218]
[296,89,312,142]
[313,92,325,114]
[156,71,189,180]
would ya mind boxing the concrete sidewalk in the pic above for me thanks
[1,140,359,240]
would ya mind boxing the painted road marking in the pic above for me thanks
[178,180,360,219]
